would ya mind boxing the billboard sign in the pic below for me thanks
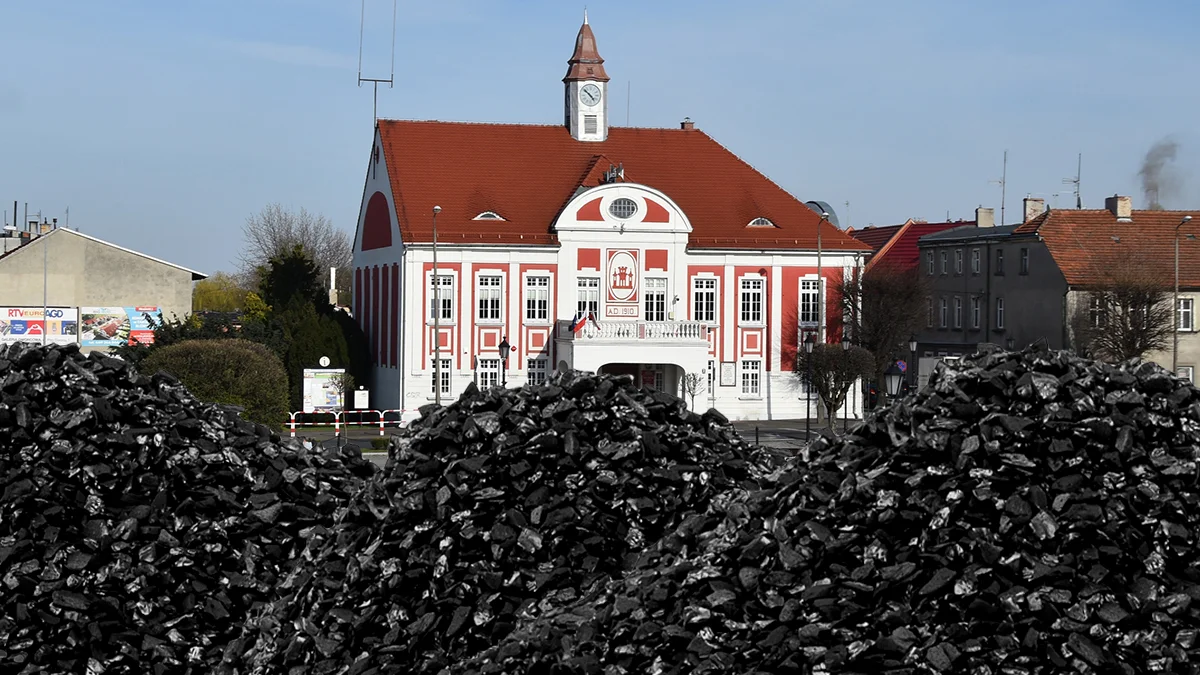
[303,368,346,413]
[0,307,79,346]
[80,306,163,347]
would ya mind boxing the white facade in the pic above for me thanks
[352,136,863,422]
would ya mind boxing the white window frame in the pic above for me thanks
[939,251,948,275]
[428,274,455,324]
[1177,365,1195,383]
[692,277,717,324]
[524,275,550,323]
[926,251,935,276]
[971,296,981,329]
[954,249,963,275]
[739,277,765,325]
[953,296,962,329]
[996,296,1006,329]
[430,358,452,397]
[939,297,948,328]
[740,359,761,397]
[800,278,819,326]
[644,278,668,322]
[477,274,503,324]
[971,248,981,275]
[527,357,548,386]
[1090,296,1107,328]
[477,357,501,389]
[576,277,600,317]
[1019,248,1030,275]
[1179,298,1194,331]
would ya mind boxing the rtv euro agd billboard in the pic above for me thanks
[0,307,79,345]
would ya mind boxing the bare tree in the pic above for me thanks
[796,344,874,431]
[329,371,356,411]
[239,204,353,304]
[839,263,928,409]
[681,371,703,410]
[1069,253,1173,362]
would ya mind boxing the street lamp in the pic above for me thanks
[840,336,849,432]
[908,334,917,393]
[817,211,829,343]
[432,205,442,406]
[884,362,904,400]
[804,333,815,440]
[498,336,511,387]
[1175,215,1193,374]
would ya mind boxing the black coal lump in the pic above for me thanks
[462,346,1200,675]
[0,342,374,674]
[237,369,783,675]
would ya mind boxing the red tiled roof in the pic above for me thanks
[1015,208,1200,287]
[376,120,870,252]
[850,219,968,272]
[848,224,903,253]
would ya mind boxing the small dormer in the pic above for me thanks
[473,211,505,221]
[746,217,776,228]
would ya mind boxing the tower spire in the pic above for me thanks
[563,15,609,82]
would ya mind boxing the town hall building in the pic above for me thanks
[351,17,870,422]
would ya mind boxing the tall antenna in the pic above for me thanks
[1063,153,1082,209]
[357,0,398,122]
[989,150,1008,225]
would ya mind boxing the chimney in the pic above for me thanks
[680,117,694,131]
[1105,194,1133,221]
[975,207,995,229]
[1023,197,1046,223]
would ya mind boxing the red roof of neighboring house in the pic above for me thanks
[375,119,870,252]
[1015,208,1200,287]
[849,219,966,271]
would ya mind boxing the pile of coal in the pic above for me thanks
[0,343,375,674]
[467,347,1200,675]
[238,370,782,675]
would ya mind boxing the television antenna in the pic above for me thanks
[989,150,1008,226]
[357,0,398,122]
[1062,153,1082,209]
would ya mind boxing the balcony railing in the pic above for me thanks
[556,319,709,342]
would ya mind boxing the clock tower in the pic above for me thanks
[563,12,610,142]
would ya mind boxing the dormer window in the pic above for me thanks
[473,211,505,221]
[747,217,775,228]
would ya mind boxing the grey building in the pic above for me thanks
[913,202,1068,385]
[0,226,206,338]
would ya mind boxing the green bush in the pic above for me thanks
[140,339,290,429]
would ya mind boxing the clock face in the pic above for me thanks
[579,84,601,107]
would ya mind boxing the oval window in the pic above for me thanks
[608,198,638,220]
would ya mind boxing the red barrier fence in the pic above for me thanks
[287,409,414,438]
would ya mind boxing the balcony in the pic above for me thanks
[553,319,711,374]
[555,319,710,342]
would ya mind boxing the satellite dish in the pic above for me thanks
[319,356,331,368]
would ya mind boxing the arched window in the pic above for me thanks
[608,198,638,220]
[747,217,775,228]
[473,211,505,221]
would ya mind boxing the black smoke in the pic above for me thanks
[1138,138,1181,210]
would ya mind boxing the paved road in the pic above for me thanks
[292,417,861,470]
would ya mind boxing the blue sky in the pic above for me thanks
[3,0,1198,276]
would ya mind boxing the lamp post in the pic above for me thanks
[840,334,850,432]
[884,362,903,402]
[817,211,829,343]
[1175,215,1193,374]
[498,336,511,387]
[804,333,815,440]
[908,335,917,394]
[432,205,442,406]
